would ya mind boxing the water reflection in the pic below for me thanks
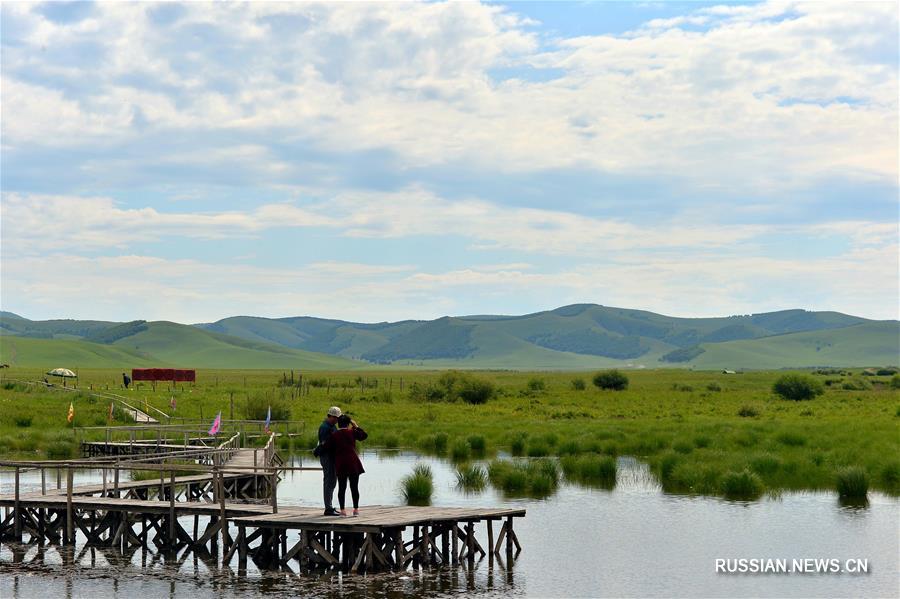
[2,451,898,598]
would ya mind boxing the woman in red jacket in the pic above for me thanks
[323,414,368,516]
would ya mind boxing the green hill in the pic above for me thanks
[688,321,900,370]
[2,306,894,370]
[0,320,357,370]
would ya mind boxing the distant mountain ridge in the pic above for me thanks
[1,305,896,369]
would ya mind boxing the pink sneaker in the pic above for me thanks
[352,509,360,517]
[339,509,348,517]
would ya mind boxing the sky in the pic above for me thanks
[1,1,897,324]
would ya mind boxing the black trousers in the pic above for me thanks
[337,473,360,510]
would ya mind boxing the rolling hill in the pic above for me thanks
[1,306,896,370]
[0,316,356,370]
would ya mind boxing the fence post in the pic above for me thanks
[41,468,46,496]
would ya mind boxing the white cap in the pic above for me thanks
[327,406,342,417]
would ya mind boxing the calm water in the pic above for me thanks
[1,451,897,598]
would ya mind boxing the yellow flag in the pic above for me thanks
[67,402,74,424]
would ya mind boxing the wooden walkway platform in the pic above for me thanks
[0,430,525,574]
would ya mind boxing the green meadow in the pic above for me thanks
[0,367,897,499]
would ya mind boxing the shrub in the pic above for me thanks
[841,378,871,391]
[14,416,33,428]
[244,395,291,421]
[457,377,495,405]
[412,370,495,404]
[571,378,586,391]
[455,464,487,491]
[526,378,546,393]
[593,370,629,391]
[401,464,434,505]
[890,374,900,389]
[382,433,400,449]
[772,374,824,401]
[737,405,760,418]
[672,384,694,392]
[693,435,712,449]
[706,382,722,392]
[835,466,869,499]
[720,469,764,499]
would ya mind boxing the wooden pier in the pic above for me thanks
[0,429,525,575]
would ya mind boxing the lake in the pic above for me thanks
[1,451,897,597]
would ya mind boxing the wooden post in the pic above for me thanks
[487,519,495,563]
[451,524,458,565]
[66,465,74,545]
[168,468,176,547]
[57,468,61,490]
[41,468,46,496]
[114,459,120,497]
[394,529,403,570]
[466,521,475,565]
[505,516,513,556]
[102,468,107,496]
[217,469,228,554]
[13,467,21,541]
[270,470,278,513]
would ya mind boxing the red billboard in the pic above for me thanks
[132,368,196,382]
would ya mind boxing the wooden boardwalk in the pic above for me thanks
[0,431,525,574]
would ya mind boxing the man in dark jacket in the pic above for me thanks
[122,372,131,389]
[317,406,341,516]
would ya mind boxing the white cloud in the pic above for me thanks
[2,1,895,187]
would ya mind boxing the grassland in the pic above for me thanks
[0,367,897,499]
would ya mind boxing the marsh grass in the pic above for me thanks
[488,458,559,497]
[466,434,486,455]
[561,454,617,488]
[1,367,897,496]
[450,439,470,462]
[720,469,765,499]
[455,463,487,491]
[401,464,434,505]
[835,466,869,499]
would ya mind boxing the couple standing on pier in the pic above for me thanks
[315,406,368,517]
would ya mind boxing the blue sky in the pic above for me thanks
[1,1,897,323]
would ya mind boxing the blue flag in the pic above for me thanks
[264,405,271,434]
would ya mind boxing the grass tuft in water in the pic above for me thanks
[720,469,765,499]
[455,463,487,491]
[561,454,617,488]
[401,463,434,505]
[450,439,470,462]
[835,466,869,499]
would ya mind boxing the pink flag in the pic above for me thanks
[170,396,177,411]
[208,411,221,436]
